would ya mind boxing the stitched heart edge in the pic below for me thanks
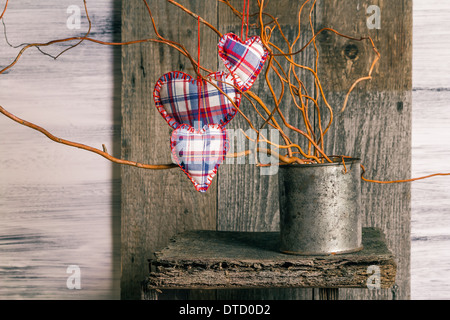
[170,124,230,193]
[153,71,241,130]
[218,33,269,92]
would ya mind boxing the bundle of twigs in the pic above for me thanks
[1,0,447,184]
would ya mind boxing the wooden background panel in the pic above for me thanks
[217,0,317,234]
[125,0,411,301]
[0,0,415,300]
[412,0,450,299]
[315,0,412,300]
[121,0,218,300]
[0,0,122,299]
[216,0,319,300]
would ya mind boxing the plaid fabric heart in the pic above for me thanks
[154,71,241,130]
[171,124,229,192]
[218,33,269,92]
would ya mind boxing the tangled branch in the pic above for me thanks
[0,0,442,184]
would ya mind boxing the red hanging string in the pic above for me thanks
[197,16,201,76]
[245,0,250,40]
[197,16,202,129]
[241,0,248,39]
[241,0,249,40]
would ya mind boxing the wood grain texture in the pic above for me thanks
[315,0,412,300]
[412,1,450,297]
[217,0,315,233]
[122,0,411,300]
[0,0,122,300]
[0,0,416,300]
[143,228,397,292]
[120,0,218,300]
[216,0,316,300]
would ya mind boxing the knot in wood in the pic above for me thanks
[344,44,359,60]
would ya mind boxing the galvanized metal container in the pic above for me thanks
[279,159,363,255]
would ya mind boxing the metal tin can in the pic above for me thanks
[279,158,363,255]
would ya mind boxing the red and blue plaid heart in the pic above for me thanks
[218,33,269,92]
[154,71,241,130]
[171,124,229,193]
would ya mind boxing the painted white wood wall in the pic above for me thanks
[411,0,450,300]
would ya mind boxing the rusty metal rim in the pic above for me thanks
[279,158,361,169]
[280,245,364,257]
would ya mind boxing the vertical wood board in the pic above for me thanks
[121,0,218,300]
[216,0,319,300]
[0,0,122,300]
[315,0,412,300]
[122,0,412,300]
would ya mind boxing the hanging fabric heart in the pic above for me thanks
[171,124,229,193]
[218,33,269,92]
[153,71,241,130]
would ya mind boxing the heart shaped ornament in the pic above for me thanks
[154,71,241,130]
[171,124,229,193]
[218,33,269,92]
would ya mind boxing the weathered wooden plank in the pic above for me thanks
[315,0,412,300]
[121,0,218,300]
[143,228,396,292]
[123,0,411,301]
[0,0,122,300]
[216,0,317,300]
[217,0,316,232]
